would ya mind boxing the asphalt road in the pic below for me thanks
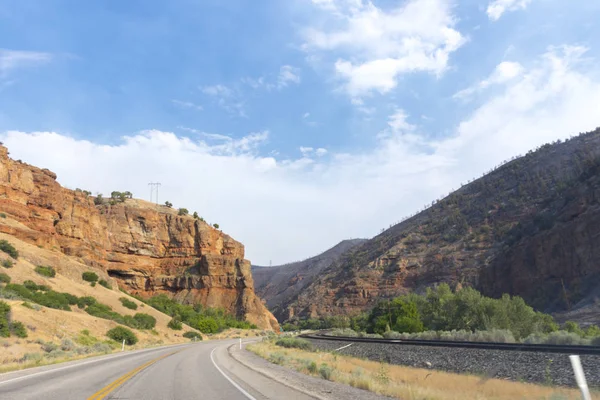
[0,340,316,400]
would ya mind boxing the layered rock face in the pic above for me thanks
[0,145,279,330]
[281,128,600,323]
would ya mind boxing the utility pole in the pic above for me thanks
[148,182,161,204]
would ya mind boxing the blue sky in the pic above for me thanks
[1,0,600,264]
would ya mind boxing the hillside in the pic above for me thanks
[252,239,366,321]
[283,127,600,324]
[0,144,278,331]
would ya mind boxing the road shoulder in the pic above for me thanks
[229,342,391,400]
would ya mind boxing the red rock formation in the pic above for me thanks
[0,145,279,330]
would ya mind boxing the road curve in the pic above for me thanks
[0,340,316,400]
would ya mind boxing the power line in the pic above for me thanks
[148,182,161,204]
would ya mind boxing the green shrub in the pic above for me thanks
[3,284,73,310]
[183,331,202,340]
[77,296,97,309]
[168,317,183,330]
[319,364,333,380]
[0,240,18,259]
[275,337,312,351]
[119,297,137,310]
[0,301,10,337]
[178,208,189,216]
[82,272,99,283]
[35,266,56,278]
[99,279,111,289]
[268,352,287,365]
[196,317,219,334]
[23,280,50,291]
[308,361,318,374]
[60,338,75,351]
[0,273,10,284]
[40,341,58,353]
[10,321,27,338]
[133,313,156,329]
[75,330,99,346]
[1,259,13,268]
[585,325,600,338]
[107,326,138,345]
[0,213,6,218]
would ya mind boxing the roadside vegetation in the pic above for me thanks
[248,338,590,400]
[146,294,257,334]
[285,284,600,345]
[0,240,18,259]
[0,301,27,338]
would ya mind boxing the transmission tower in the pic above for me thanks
[148,182,161,204]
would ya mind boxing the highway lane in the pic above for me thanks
[0,340,316,400]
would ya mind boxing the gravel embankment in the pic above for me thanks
[305,338,600,387]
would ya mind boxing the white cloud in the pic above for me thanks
[201,84,246,117]
[302,0,465,99]
[316,148,328,156]
[454,61,523,99]
[277,65,301,88]
[171,99,203,111]
[243,65,301,90]
[487,0,533,21]
[300,146,314,156]
[303,112,310,118]
[3,46,600,265]
[0,49,51,76]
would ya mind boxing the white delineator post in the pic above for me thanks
[122,339,125,352]
[239,338,242,350]
[569,355,591,400]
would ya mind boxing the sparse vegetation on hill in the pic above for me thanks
[178,208,188,216]
[34,266,56,278]
[147,294,257,334]
[119,297,138,310]
[82,272,98,284]
[0,240,18,259]
[2,259,14,269]
[183,331,201,340]
[0,301,27,338]
[106,326,138,345]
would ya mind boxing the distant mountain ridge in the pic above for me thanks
[268,127,600,324]
[252,239,367,321]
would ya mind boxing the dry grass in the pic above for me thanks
[248,341,599,400]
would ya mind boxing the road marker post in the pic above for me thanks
[122,339,125,352]
[239,338,242,349]
[569,355,591,400]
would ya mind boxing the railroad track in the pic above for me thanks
[300,333,600,355]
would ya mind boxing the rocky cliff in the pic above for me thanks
[283,127,600,323]
[252,239,366,321]
[0,145,279,330]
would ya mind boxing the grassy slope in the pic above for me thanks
[248,340,596,400]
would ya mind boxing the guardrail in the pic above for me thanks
[300,333,600,355]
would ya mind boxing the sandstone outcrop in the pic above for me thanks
[0,145,279,330]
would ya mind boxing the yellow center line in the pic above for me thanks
[87,351,178,400]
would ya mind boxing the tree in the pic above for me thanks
[94,194,104,205]
[106,326,138,345]
[165,201,173,208]
[178,208,189,216]
[82,272,99,284]
[193,212,199,219]
[213,223,219,229]
[123,191,133,199]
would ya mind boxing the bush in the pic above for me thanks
[60,338,75,351]
[23,280,50,291]
[168,317,183,330]
[275,337,313,351]
[319,364,333,380]
[544,331,589,345]
[75,330,98,346]
[328,328,359,337]
[35,266,56,278]
[196,317,219,334]
[164,201,173,208]
[106,326,138,345]
[0,301,10,337]
[178,208,189,216]
[77,296,97,309]
[82,272,99,284]
[40,341,58,353]
[307,361,318,374]
[268,352,287,365]
[133,313,156,329]
[0,273,10,284]
[119,297,138,310]
[1,259,13,268]
[183,331,202,340]
[0,213,6,218]
[99,279,111,289]
[213,223,220,229]
[0,240,18,259]
[10,321,27,338]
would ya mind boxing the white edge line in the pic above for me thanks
[0,343,190,387]
[334,343,353,352]
[210,347,257,400]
